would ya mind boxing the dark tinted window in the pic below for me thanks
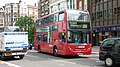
[114,39,120,49]
[102,40,114,48]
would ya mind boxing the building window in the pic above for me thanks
[104,10,107,17]
[108,9,112,16]
[51,6,53,13]
[14,15,17,21]
[45,4,48,10]
[42,6,44,11]
[60,2,65,10]
[79,1,82,10]
[70,0,73,9]
[14,7,17,11]
[24,8,26,12]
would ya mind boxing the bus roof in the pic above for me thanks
[66,9,89,14]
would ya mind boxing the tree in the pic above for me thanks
[15,16,34,41]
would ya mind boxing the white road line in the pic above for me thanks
[1,61,21,67]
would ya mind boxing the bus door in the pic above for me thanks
[42,34,49,52]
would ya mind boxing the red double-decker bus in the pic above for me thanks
[34,9,92,56]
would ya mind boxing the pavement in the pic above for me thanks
[92,46,99,52]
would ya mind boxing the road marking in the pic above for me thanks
[1,61,21,67]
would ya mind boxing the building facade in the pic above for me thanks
[28,4,38,21]
[0,7,5,27]
[5,3,19,26]
[49,0,90,13]
[19,1,28,16]
[4,0,38,26]
[38,0,90,18]
[90,0,120,46]
[49,0,67,13]
[38,0,49,18]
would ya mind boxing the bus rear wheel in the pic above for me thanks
[53,48,58,57]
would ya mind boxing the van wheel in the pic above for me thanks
[19,55,24,59]
[105,57,115,67]
[38,45,41,53]
[53,48,58,56]
[1,53,6,61]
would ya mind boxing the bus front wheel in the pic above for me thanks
[53,47,58,57]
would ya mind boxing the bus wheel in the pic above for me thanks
[38,45,41,53]
[53,48,58,56]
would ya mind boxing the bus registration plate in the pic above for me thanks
[78,46,85,48]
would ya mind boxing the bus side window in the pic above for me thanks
[37,35,42,42]
[43,35,48,42]
[59,32,66,42]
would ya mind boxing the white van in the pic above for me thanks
[0,26,28,60]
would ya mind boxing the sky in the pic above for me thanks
[0,0,38,7]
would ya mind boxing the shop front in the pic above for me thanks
[93,25,120,46]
